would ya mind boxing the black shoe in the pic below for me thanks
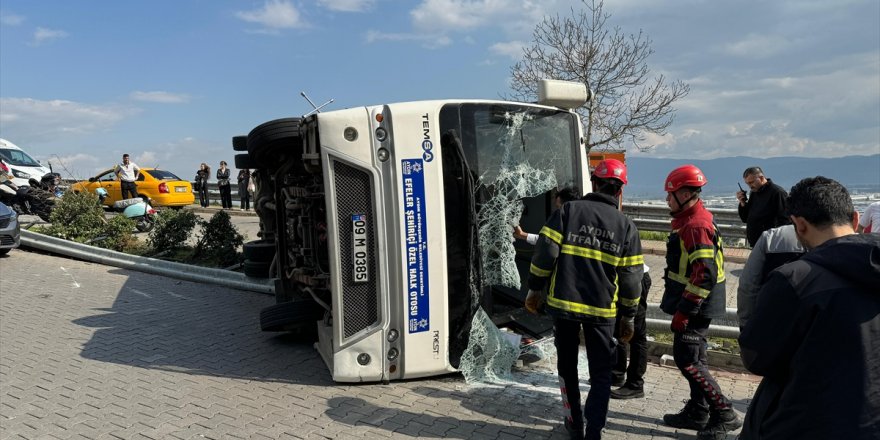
[663,400,710,431]
[610,383,644,400]
[697,408,742,440]
[563,418,584,440]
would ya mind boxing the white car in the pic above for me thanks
[0,138,51,187]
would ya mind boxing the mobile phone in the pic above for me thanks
[738,182,748,201]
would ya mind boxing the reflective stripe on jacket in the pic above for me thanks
[528,193,644,321]
[660,200,727,318]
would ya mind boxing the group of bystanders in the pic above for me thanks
[193,161,254,211]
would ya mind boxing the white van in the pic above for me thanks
[0,139,51,187]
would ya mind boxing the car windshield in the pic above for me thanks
[144,169,182,180]
[0,148,41,167]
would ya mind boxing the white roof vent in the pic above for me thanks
[537,79,591,109]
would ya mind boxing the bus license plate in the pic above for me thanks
[351,214,369,283]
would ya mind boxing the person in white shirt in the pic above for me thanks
[857,200,880,234]
[513,186,580,244]
[114,153,141,200]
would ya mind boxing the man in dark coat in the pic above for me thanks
[739,176,880,439]
[737,167,789,247]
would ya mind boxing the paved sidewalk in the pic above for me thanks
[0,250,755,439]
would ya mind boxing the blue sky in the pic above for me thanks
[1,0,878,181]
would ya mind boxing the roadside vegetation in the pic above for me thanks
[33,192,244,268]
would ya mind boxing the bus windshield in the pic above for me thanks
[439,103,580,188]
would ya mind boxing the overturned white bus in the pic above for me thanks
[234,80,593,382]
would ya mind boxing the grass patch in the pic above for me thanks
[648,332,740,355]
[639,230,669,241]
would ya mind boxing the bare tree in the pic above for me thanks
[509,0,689,152]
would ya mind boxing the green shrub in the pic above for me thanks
[44,191,106,240]
[193,210,243,267]
[39,191,138,252]
[99,216,138,251]
[148,209,202,253]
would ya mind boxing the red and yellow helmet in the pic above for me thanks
[664,164,707,192]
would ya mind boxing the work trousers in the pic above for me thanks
[612,293,648,388]
[554,317,616,437]
[673,315,732,411]
[219,184,232,209]
[121,181,138,200]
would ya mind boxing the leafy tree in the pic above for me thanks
[509,0,689,152]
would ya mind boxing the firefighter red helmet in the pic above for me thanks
[592,159,628,185]
[664,165,707,192]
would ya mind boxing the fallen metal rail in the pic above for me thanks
[20,229,274,295]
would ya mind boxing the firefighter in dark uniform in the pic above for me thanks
[660,165,742,440]
[526,159,644,440]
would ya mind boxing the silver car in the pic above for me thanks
[0,201,20,255]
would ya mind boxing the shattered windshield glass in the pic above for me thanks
[439,103,580,383]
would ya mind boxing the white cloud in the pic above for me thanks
[0,98,136,143]
[235,0,305,32]
[37,153,102,179]
[134,151,158,167]
[0,12,25,26]
[31,27,68,46]
[130,91,191,104]
[411,0,544,33]
[723,33,792,59]
[489,40,525,59]
[365,30,452,49]
[317,0,376,12]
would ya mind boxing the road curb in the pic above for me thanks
[20,229,274,295]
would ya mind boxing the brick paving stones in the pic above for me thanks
[1,249,755,439]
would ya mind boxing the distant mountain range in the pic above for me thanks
[622,154,880,198]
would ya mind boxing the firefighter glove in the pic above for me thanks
[618,316,635,343]
[525,289,544,315]
[670,311,690,333]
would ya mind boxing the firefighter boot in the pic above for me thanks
[563,418,584,440]
[662,400,710,431]
[696,408,742,440]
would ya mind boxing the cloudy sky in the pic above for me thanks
[1,0,878,180]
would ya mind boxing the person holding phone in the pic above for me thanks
[737,167,789,247]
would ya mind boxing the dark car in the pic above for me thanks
[0,201,21,255]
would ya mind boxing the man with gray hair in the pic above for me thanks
[736,166,789,247]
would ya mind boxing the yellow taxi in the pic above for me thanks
[70,167,194,208]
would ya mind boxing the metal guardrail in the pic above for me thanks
[623,203,746,240]
[20,229,274,295]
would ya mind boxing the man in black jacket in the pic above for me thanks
[526,159,643,440]
[737,167,789,247]
[739,176,880,439]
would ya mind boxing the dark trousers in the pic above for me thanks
[612,294,648,388]
[121,181,138,200]
[673,315,732,410]
[238,184,250,210]
[198,186,209,207]
[219,184,232,208]
[555,317,616,437]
